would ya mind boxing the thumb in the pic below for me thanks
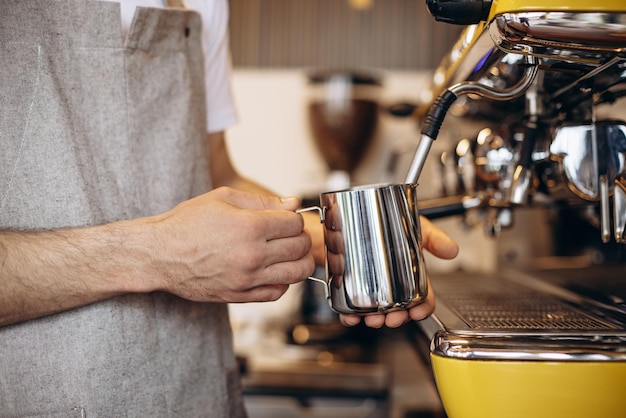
[420,216,459,260]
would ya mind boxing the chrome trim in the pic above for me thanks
[405,55,538,184]
[431,330,626,362]
[448,55,538,100]
[418,299,469,341]
[490,12,626,64]
[550,56,624,100]
[418,269,626,362]
[549,121,626,201]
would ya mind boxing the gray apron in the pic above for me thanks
[0,0,246,416]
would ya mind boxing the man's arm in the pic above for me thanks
[0,187,314,327]
[0,220,155,325]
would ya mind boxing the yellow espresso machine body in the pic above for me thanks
[415,1,626,415]
[420,270,626,418]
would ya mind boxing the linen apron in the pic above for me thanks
[0,0,246,416]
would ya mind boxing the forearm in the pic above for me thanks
[0,186,316,326]
[0,220,159,326]
[207,131,267,193]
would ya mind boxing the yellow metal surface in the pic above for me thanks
[490,0,626,19]
[431,353,626,418]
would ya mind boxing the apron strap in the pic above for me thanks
[165,0,187,8]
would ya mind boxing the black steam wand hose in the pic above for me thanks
[404,55,539,185]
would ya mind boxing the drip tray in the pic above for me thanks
[431,269,622,331]
[417,267,626,418]
[418,268,626,362]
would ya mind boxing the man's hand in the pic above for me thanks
[338,216,459,328]
[0,187,314,326]
[145,187,315,303]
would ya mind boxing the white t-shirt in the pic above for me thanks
[105,0,238,134]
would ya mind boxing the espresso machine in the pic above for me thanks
[401,1,626,417]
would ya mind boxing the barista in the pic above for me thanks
[0,0,459,415]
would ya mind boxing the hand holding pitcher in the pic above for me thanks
[299,183,458,327]
[342,215,459,328]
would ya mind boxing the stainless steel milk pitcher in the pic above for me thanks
[299,183,428,315]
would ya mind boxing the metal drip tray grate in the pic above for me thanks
[433,273,619,331]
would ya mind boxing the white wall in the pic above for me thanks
[227,70,325,198]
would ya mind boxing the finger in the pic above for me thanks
[420,216,459,259]
[408,300,436,321]
[384,310,410,328]
[247,209,305,241]
[409,280,436,321]
[339,314,362,327]
[326,252,345,277]
[231,284,291,303]
[364,314,385,329]
[260,254,315,286]
[263,232,312,266]
[324,228,345,255]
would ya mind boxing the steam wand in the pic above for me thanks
[404,55,539,184]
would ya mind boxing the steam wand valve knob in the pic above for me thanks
[426,0,493,25]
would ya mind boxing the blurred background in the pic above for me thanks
[225,3,626,417]
[223,2,548,417]
[224,0,534,277]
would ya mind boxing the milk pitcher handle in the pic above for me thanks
[296,206,325,222]
[296,206,327,286]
